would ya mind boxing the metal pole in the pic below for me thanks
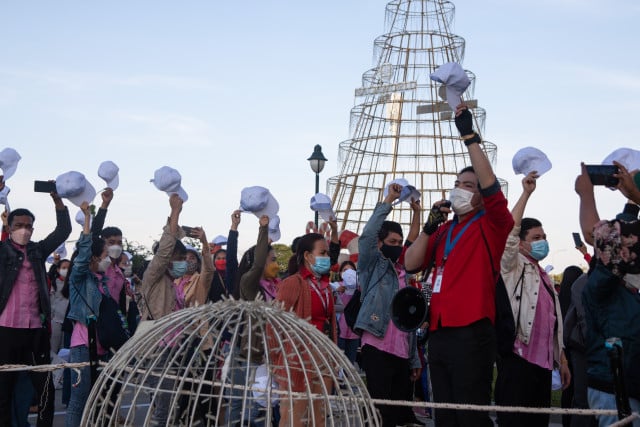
[315,171,320,228]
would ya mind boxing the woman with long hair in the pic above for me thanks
[275,233,336,427]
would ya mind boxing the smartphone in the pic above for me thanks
[181,225,195,235]
[34,180,57,193]
[585,165,619,187]
[572,232,583,248]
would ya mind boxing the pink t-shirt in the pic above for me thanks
[174,276,188,311]
[361,268,409,359]
[513,266,556,370]
[259,278,278,302]
[70,323,107,355]
[0,243,42,328]
[338,291,360,340]
[103,263,126,301]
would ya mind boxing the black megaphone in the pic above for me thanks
[390,286,428,332]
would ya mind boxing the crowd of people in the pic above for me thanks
[0,104,639,427]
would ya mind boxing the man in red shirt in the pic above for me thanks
[405,105,513,427]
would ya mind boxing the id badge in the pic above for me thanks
[433,266,444,294]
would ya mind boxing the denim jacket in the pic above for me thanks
[354,202,420,369]
[67,233,105,325]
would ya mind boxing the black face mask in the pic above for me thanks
[380,244,403,263]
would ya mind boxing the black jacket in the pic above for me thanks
[0,207,71,324]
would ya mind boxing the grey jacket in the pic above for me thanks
[354,202,420,369]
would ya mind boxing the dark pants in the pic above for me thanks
[561,351,574,427]
[360,344,417,427]
[428,318,495,427]
[338,337,360,366]
[494,353,551,427]
[0,326,54,427]
[568,350,598,427]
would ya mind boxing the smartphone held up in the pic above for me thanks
[585,165,619,187]
[33,180,57,193]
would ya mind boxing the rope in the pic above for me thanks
[0,361,108,389]
[0,362,93,372]
[0,362,634,422]
[368,398,621,416]
[608,414,640,427]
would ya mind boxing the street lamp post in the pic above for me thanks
[307,144,328,229]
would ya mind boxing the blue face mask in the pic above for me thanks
[170,260,188,278]
[529,240,549,261]
[311,256,331,276]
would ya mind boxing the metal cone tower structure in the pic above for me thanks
[328,0,506,234]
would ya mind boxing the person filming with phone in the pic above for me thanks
[575,156,640,426]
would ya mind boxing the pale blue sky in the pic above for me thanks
[1,0,638,272]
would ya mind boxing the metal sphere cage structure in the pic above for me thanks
[328,0,508,234]
[83,299,379,426]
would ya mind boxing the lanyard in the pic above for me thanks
[443,210,484,263]
[100,279,129,330]
[308,279,330,317]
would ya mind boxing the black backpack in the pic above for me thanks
[479,224,523,357]
[343,288,361,332]
[96,284,130,351]
[494,274,517,357]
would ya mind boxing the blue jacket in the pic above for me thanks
[583,264,640,399]
[67,233,106,325]
[355,202,420,369]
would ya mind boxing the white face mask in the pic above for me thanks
[123,265,133,277]
[341,269,358,294]
[107,245,123,260]
[449,187,475,216]
[10,228,32,246]
[59,268,68,278]
[624,273,640,291]
[97,256,112,273]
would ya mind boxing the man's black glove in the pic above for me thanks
[423,203,447,235]
[455,108,481,146]
[454,108,474,136]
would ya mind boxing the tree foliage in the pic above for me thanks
[272,243,292,274]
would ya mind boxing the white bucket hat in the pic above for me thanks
[211,235,228,246]
[239,186,279,219]
[0,148,21,180]
[46,243,68,264]
[383,178,421,205]
[268,215,281,242]
[0,185,10,211]
[98,161,120,190]
[602,148,640,171]
[512,147,553,176]
[151,166,188,202]
[75,209,93,227]
[429,62,471,111]
[56,171,96,207]
[310,193,336,222]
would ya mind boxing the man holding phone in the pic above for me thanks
[0,183,71,427]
